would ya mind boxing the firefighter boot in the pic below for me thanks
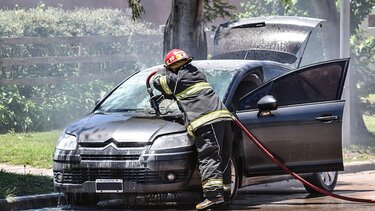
[224,190,231,206]
[196,196,225,210]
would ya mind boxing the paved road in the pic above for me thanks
[229,170,375,210]
[27,170,375,210]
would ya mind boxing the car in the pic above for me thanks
[53,16,349,205]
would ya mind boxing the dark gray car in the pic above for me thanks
[53,16,348,205]
[53,58,348,204]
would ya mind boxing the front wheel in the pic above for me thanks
[228,156,239,202]
[303,171,338,194]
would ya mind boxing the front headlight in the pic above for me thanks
[56,133,77,150]
[150,133,193,150]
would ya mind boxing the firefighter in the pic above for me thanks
[152,49,234,210]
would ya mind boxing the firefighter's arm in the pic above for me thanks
[152,73,174,99]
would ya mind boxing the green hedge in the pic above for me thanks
[0,6,163,133]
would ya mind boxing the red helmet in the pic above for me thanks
[164,49,192,69]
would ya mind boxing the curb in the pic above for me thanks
[343,160,375,174]
[0,193,60,211]
[1,161,374,210]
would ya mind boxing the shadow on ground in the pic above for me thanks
[0,170,54,199]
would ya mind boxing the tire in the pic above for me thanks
[303,171,338,194]
[228,156,239,202]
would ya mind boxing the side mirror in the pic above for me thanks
[257,95,277,112]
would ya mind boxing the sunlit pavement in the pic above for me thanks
[24,170,375,211]
[229,170,375,210]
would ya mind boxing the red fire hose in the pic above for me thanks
[146,70,375,204]
[232,116,375,203]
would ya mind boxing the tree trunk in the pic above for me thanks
[163,0,207,59]
[312,0,340,59]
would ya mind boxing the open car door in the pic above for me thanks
[236,59,349,176]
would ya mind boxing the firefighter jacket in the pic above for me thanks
[153,63,233,136]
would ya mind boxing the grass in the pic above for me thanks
[363,93,375,103]
[0,170,55,199]
[343,145,375,162]
[0,130,60,169]
[363,114,375,135]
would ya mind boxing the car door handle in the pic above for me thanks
[315,115,338,122]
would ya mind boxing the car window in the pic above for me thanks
[264,65,289,82]
[98,68,236,113]
[299,26,327,67]
[232,67,263,110]
[238,62,344,110]
[273,64,342,106]
[238,83,272,110]
[204,69,235,100]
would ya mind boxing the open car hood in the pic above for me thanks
[213,16,325,67]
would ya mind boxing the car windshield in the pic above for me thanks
[97,67,236,114]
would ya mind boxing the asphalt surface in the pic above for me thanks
[0,160,374,211]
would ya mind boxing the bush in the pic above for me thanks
[0,86,35,133]
[0,6,162,132]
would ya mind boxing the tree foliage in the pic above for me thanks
[351,32,375,114]
[0,6,161,133]
[237,0,309,18]
[348,0,375,33]
[127,0,145,20]
[203,0,237,23]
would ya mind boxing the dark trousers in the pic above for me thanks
[194,120,233,199]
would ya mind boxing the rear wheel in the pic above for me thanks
[303,171,338,194]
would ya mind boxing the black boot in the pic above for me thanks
[224,190,231,205]
[196,196,224,210]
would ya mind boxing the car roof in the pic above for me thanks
[142,59,289,73]
[192,59,262,70]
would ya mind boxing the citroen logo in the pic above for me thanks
[103,142,119,153]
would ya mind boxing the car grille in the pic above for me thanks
[55,169,189,184]
[79,146,145,161]
[80,154,140,160]
[79,139,149,148]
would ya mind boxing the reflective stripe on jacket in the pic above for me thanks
[159,75,173,95]
[176,82,212,100]
[187,110,233,136]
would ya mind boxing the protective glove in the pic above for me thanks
[152,94,164,105]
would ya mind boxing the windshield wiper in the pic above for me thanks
[106,108,146,113]
[93,110,107,115]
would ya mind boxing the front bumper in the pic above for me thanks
[53,147,202,193]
